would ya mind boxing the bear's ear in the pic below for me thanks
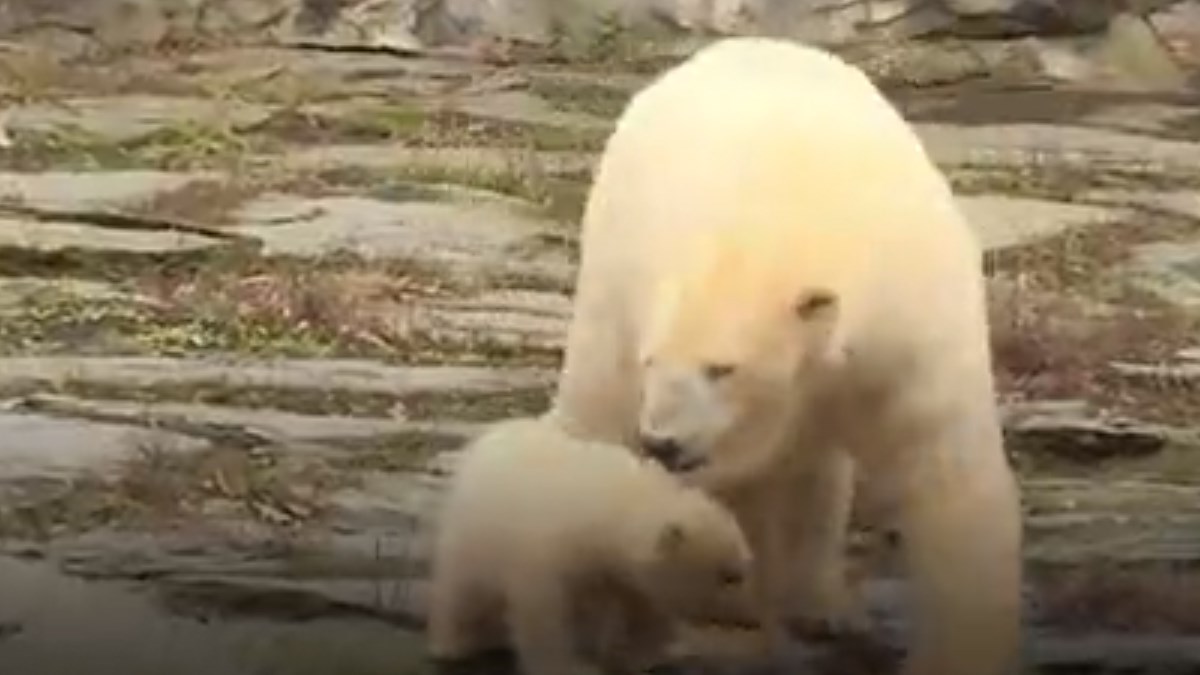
[656,521,687,556]
[794,288,838,322]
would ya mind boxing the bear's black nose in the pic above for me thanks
[640,435,684,469]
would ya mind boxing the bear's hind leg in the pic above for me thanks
[874,401,1023,675]
[427,564,502,661]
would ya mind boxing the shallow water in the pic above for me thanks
[0,555,433,675]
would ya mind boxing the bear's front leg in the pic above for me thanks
[770,448,870,640]
[886,410,1023,675]
[507,576,593,675]
[588,594,676,675]
[707,483,792,657]
[549,276,641,449]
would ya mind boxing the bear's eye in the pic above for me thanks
[717,567,744,586]
[703,363,736,381]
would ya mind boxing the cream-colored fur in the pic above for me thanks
[549,36,1023,675]
[426,416,756,675]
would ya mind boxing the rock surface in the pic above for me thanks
[0,16,1198,675]
[0,0,1194,52]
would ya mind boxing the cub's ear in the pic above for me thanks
[794,288,838,322]
[657,521,687,556]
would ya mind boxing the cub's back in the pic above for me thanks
[440,417,664,541]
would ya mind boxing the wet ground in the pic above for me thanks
[0,36,1199,675]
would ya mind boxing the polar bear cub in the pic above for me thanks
[427,416,756,675]
[550,36,1023,675]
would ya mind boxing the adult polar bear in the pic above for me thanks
[548,36,1023,675]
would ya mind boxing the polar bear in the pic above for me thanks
[426,416,756,675]
[548,36,1023,675]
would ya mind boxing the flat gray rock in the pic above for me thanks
[1127,236,1200,308]
[0,356,555,398]
[0,411,207,483]
[1006,411,1169,462]
[1083,189,1200,220]
[957,194,1125,251]
[0,216,220,253]
[228,193,571,282]
[0,170,215,212]
[6,96,272,144]
[449,89,613,132]
[15,393,481,447]
[0,556,432,675]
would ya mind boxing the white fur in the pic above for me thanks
[549,36,1023,675]
[427,416,756,675]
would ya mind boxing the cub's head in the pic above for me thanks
[637,241,846,473]
[636,490,756,626]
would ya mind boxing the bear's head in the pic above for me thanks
[632,486,756,626]
[636,235,846,473]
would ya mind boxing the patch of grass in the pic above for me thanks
[985,211,1200,425]
[985,210,1198,293]
[310,161,591,227]
[0,291,162,356]
[253,103,608,153]
[0,439,345,540]
[122,117,264,170]
[1161,110,1200,142]
[0,124,134,171]
[375,163,548,204]
[399,387,551,421]
[0,241,263,284]
[528,79,630,119]
[949,161,1200,200]
[0,246,561,365]
[2,117,274,172]
[0,49,74,107]
[130,262,453,359]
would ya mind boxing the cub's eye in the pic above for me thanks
[703,363,736,381]
[718,567,744,586]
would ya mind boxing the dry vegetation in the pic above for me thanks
[985,205,1200,424]
[1035,563,1200,634]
